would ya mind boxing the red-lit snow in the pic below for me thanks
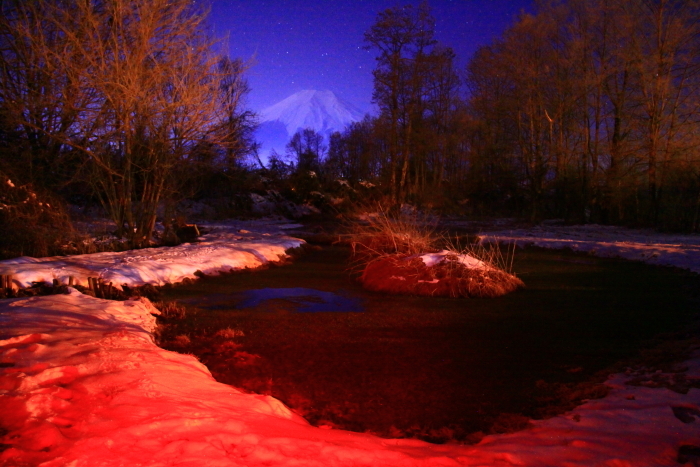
[0,221,305,290]
[1,221,699,466]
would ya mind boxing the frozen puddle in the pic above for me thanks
[183,287,364,313]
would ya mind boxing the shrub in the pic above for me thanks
[0,174,76,259]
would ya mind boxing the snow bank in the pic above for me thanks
[480,224,700,273]
[1,222,699,466]
[1,290,698,466]
[0,290,404,466]
[0,222,304,290]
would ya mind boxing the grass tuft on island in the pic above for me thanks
[346,208,523,298]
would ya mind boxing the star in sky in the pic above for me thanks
[208,1,532,114]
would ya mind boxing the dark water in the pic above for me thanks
[158,245,698,442]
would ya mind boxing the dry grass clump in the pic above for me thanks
[152,301,188,345]
[214,327,245,339]
[172,334,192,347]
[346,205,438,267]
[153,301,188,320]
[348,207,523,298]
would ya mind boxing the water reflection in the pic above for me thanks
[238,288,363,312]
[182,288,364,313]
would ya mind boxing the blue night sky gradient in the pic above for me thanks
[208,1,533,115]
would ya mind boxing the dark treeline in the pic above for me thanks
[317,0,700,231]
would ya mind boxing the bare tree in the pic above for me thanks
[324,117,383,184]
[626,0,700,223]
[0,0,93,189]
[286,128,326,174]
[365,1,436,203]
[464,0,700,228]
[217,56,258,168]
[0,0,247,246]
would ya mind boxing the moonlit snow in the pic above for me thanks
[478,223,700,274]
[1,221,699,466]
[256,89,364,163]
[412,250,488,269]
[260,90,364,137]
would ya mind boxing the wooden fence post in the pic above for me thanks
[1,274,13,291]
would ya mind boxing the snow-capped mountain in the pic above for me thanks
[256,90,364,162]
[260,90,364,136]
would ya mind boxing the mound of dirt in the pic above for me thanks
[360,252,524,298]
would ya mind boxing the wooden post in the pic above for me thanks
[1,274,13,291]
[69,276,74,286]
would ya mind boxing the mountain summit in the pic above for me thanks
[260,90,364,137]
[255,90,365,162]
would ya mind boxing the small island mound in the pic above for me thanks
[348,209,524,298]
[361,250,524,298]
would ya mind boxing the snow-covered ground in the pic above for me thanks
[0,219,305,291]
[479,223,700,274]
[1,221,699,466]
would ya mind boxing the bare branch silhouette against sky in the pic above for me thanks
[209,1,532,113]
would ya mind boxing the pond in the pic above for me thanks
[156,245,698,443]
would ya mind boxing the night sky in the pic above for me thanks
[209,1,533,114]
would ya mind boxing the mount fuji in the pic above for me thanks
[256,90,364,162]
